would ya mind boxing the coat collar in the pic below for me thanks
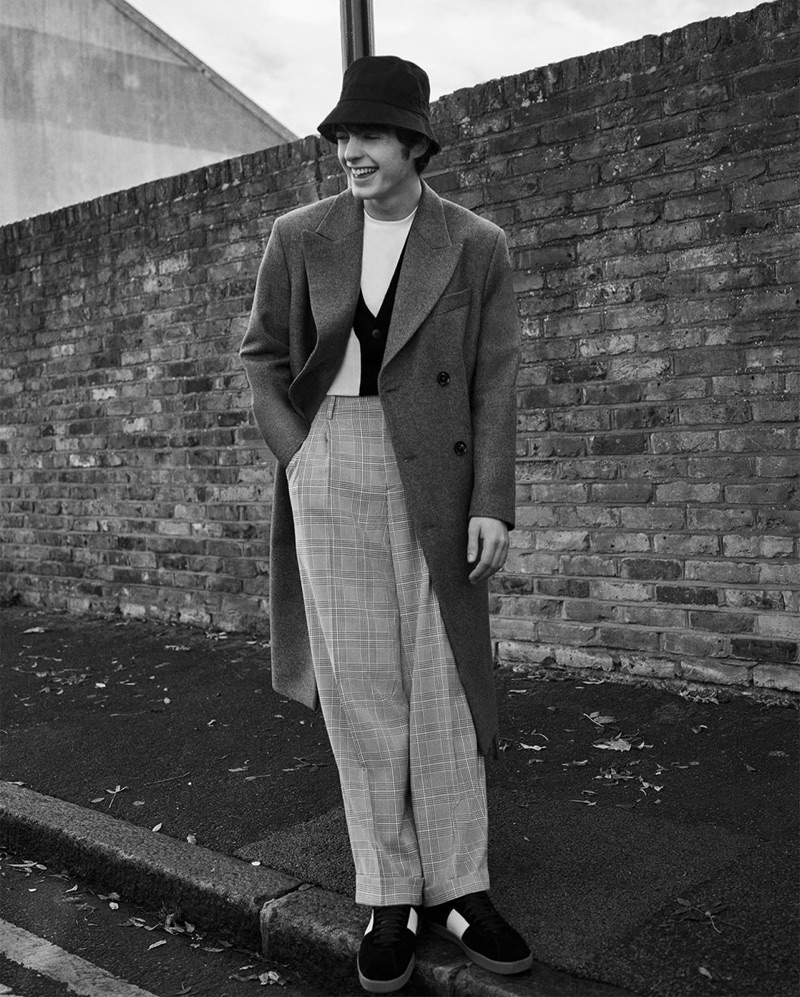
[300,182,462,379]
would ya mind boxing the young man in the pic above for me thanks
[240,55,531,993]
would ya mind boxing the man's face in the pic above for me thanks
[335,126,426,221]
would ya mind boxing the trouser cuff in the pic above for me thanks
[355,875,425,907]
[422,872,491,907]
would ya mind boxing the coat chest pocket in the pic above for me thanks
[430,287,471,316]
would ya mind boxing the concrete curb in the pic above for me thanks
[0,781,299,948]
[0,781,627,996]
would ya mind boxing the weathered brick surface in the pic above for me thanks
[1,1,798,694]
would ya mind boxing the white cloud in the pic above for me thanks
[129,0,762,138]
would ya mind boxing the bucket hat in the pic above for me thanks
[318,55,440,154]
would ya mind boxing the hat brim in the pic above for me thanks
[318,100,440,155]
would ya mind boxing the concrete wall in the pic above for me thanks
[0,0,295,225]
[1,0,798,696]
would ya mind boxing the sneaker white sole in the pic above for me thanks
[428,922,533,975]
[358,954,415,993]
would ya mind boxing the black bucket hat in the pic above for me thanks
[318,55,440,155]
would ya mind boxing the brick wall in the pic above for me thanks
[1,0,798,693]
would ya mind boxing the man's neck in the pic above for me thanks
[364,178,422,222]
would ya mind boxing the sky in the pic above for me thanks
[129,0,763,139]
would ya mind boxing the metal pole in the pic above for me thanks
[340,0,375,70]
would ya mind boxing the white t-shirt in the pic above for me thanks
[327,208,416,395]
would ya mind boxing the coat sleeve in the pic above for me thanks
[468,228,521,529]
[239,219,309,467]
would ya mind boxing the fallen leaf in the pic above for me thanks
[561,759,589,767]
[259,970,286,986]
[9,861,47,874]
[698,966,713,980]
[105,785,129,808]
[596,766,636,782]
[282,756,329,772]
[22,627,47,633]
[570,799,597,806]
[584,712,618,726]
[152,823,163,832]
[519,743,547,751]
[680,689,719,704]
[186,834,197,845]
[593,737,632,752]
[148,939,167,951]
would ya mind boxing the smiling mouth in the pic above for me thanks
[350,167,377,179]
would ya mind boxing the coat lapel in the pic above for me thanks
[383,183,462,369]
[291,192,363,404]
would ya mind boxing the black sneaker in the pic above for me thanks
[357,904,419,993]
[426,891,533,975]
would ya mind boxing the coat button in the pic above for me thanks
[371,328,382,340]
[437,371,450,386]
[453,441,468,456]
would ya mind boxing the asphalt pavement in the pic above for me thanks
[1,605,798,997]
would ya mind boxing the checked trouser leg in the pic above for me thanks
[287,396,489,907]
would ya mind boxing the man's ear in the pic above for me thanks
[411,136,430,160]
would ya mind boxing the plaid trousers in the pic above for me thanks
[287,396,489,907]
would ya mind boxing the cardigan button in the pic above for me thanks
[453,441,468,456]
[437,371,450,386]
[371,328,382,340]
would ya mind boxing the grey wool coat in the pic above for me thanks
[240,181,520,756]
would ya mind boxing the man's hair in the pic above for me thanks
[395,126,434,174]
[335,123,434,174]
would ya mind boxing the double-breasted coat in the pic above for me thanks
[240,181,520,756]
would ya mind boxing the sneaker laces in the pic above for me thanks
[370,905,412,947]
[456,893,508,934]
